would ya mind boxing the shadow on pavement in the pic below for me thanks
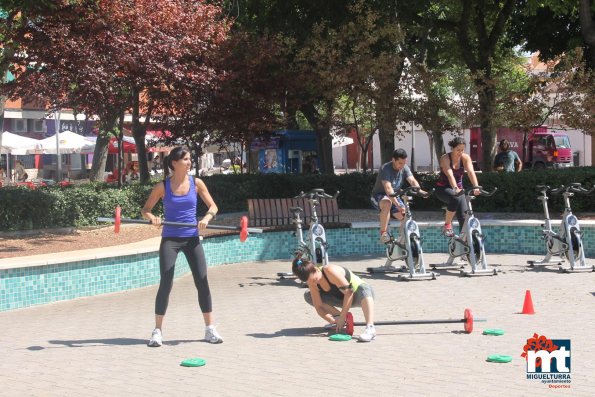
[525,265,568,273]
[247,327,326,338]
[31,338,198,349]
[238,276,306,288]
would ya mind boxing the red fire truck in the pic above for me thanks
[470,126,573,170]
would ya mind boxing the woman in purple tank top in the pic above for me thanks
[141,146,223,347]
[435,137,480,237]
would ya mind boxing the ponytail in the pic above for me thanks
[162,153,170,182]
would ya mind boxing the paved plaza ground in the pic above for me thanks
[1,251,594,396]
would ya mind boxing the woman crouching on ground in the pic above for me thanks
[292,258,376,342]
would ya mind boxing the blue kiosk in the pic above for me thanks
[250,130,320,174]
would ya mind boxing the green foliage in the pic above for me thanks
[1,168,594,231]
[412,167,595,213]
[0,183,156,231]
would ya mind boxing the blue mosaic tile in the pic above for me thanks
[1,224,594,312]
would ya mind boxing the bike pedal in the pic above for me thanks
[391,241,406,250]
[454,237,468,246]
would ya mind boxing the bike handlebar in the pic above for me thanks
[390,186,434,199]
[294,189,340,200]
[455,186,498,197]
[551,183,595,195]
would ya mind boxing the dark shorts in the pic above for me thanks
[373,192,404,217]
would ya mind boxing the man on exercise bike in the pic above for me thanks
[371,148,426,244]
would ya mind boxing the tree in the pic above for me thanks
[335,94,377,172]
[0,1,57,156]
[222,0,359,174]
[509,0,595,70]
[1,0,229,182]
[405,64,472,170]
[416,0,519,171]
[499,50,594,138]
[148,30,291,175]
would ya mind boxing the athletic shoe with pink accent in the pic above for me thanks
[443,224,454,238]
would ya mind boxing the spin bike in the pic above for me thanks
[367,186,438,281]
[527,183,595,272]
[431,186,499,277]
[277,189,339,279]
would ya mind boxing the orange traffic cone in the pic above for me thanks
[521,290,535,314]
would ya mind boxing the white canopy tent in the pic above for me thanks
[1,131,44,182]
[38,131,95,154]
[331,133,354,148]
[0,131,43,155]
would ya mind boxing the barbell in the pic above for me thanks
[339,308,484,335]
[97,206,263,242]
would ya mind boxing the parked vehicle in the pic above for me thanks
[470,126,573,170]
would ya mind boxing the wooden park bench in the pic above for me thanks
[247,196,340,228]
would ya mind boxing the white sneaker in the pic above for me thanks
[380,232,391,244]
[148,328,162,347]
[205,326,223,344]
[358,325,376,342]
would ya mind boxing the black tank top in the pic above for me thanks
[318,266,351,300]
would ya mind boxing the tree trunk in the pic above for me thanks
[89,135,111,182]
[300,102,334,174]
[431,130,446,169]
[375,83,399,163]
[359,135,374,172]
[360,141,367,172]
[89,115,118,182]
[477,85,498,171]
[190,140,202,175]
[377,109,396,164]
[116,112,123,188]
[131,87,150,184]
[284,103,300,130]
[316,127,333,174]
[579,0,595,69]
[522,129,529,165]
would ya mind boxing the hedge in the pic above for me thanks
[1,167,594,231]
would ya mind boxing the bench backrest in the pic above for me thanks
[247,198,339,227]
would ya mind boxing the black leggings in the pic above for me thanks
[435,186,468,232]
[155,237,212,315]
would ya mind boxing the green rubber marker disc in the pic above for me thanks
[483,329,505,336]
[329,334,352,341]
[180,358,206,367]
[486,354,512,363]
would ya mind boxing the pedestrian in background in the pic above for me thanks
[493,139,522,172]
